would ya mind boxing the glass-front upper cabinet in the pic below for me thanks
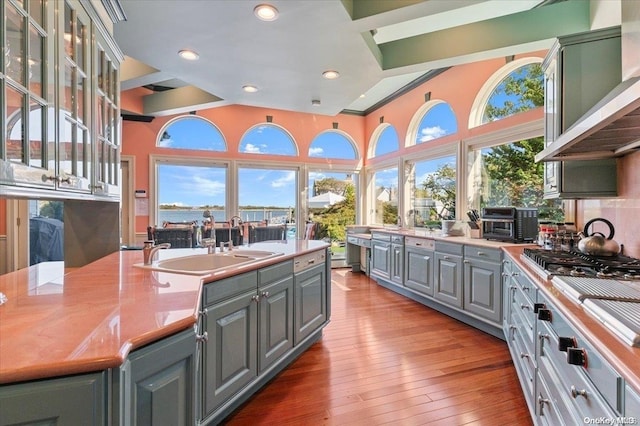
[1,0,122,199]
[1,0,56,189]
[93,33,120,198]
[58,0,92,193]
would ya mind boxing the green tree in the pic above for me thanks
[484,63,544,121]
[421,164,456,220]
[39,201,63,221]
[313,177,348,196]
[314,183,355,242]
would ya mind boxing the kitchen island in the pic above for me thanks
[0,240,331,425]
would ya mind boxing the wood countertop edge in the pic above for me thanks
[502,246,640,394]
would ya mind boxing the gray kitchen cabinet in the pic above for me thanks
[370,232,391,280]
[0,372,106,426]
[626,385,640,416]
[346,234,371,274]
[294,251,327,345]
[258,261,294,372]
[119,327,197,426]
[463,246,502,324]
[542,27,620,199]
[433,241,464,308]
[390,234,404,286]
[200,271,259,418]
[404,237,435,296]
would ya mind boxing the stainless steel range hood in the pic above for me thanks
[535,77,640,161]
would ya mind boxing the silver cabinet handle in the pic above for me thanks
[538,394,550,415]
[570,386,587,399]
[261,291,270,299]
[251,294,261,303]
[476,251,486,256]
[463,259,470,264]
[196,331,208,343]
[520,304,531,310]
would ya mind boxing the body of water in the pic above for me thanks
[158,209,296,239]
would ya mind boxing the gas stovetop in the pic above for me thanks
[522,248,640,280]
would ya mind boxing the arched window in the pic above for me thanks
[239,123,297,156]
[468,58,543,128]
[309,130,357,159]
[157,116,226,151]
[407,101,457,147]
[369,123,399,158]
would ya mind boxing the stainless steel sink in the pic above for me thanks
[133,250,283,276]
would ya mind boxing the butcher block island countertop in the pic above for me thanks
[0,240,329,384]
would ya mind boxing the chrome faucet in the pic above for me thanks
[225,216,243,251]
[202,237,217,254]
[143,241,171,265]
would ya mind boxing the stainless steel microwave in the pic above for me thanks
[481,207,538,243]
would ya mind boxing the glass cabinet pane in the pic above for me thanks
[76,17,85,67]
[6,4,26,85]
[64,2,73,58]
[96,140,104,182]
[29,24,44,96]
[75,126,84,178]
[77,74,85,121]
[6,86,26,163]
[59,118,73,175]
[96,96,104,136]
[63,61,73,112]
[29,0,43,27]
[28,100,45,168]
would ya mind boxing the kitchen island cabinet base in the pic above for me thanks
[199,326,326,425]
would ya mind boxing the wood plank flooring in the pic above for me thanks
[223,268,533,425]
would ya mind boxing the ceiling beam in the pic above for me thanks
[378,0,591,72]
[142,86,225,117]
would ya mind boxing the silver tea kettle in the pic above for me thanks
[577,218,620,257]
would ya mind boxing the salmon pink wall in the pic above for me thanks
[121,103,366,233]
[364,52,547,165]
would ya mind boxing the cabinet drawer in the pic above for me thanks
[405,237,435,250]
[203,271,257,306]
[391,235,404,244]
[294,250,327,273]
[347,236,371,248]
[626,385,640,416]
[510,322,536,397]
[435,241,463,255]
[537,358,573,426]
[258,260,293,286]
[538,315,621,415]
[463,245,501,262]
[513,269,535,303]
[371,232,391,242]
[511,286,536,354]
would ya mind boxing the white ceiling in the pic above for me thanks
[113,0,592,117]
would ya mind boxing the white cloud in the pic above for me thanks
[158,138,174,147]
[272,171,296,188]
[192,175,225,195]
[309,147,324,157]
[419,126,447,142]
[242,143,263,153]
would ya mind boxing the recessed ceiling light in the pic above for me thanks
[311,99,321,106]
[178,49,199,60]
[322,70,340,80]
[243,85,259,93]
[254,4,279,21]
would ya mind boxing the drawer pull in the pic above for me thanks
[520,304,531,310]
[566,348,588,367]
[538,394,550,415]
[570,386,588,399]
[558,336,577,352]
[520,352,530,359]
[476,251,486,256]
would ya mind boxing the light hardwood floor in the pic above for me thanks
[224,268,533,425]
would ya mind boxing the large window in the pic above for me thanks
[467,136,564,221]
[412,101,457,145]
[156,162,227,225]
[371,167,398,225]
[239,124,297,156]
[407,155,457,228]
[309,131,357,159]
[370,124,399,158]
[238,166,297,235]
[158,116,226,152]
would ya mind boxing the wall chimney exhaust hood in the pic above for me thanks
[535,76,640,162]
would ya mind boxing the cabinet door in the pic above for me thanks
[120,328,196,426]
[463,258,502,324]
[294,263,327,345]
[201,290,257,417]
[0,372,106,425]
[370,241,390,279]
[404,246,433,296]
[258,275,294,372]
[390,243,404,285]
[433,252,463,308]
